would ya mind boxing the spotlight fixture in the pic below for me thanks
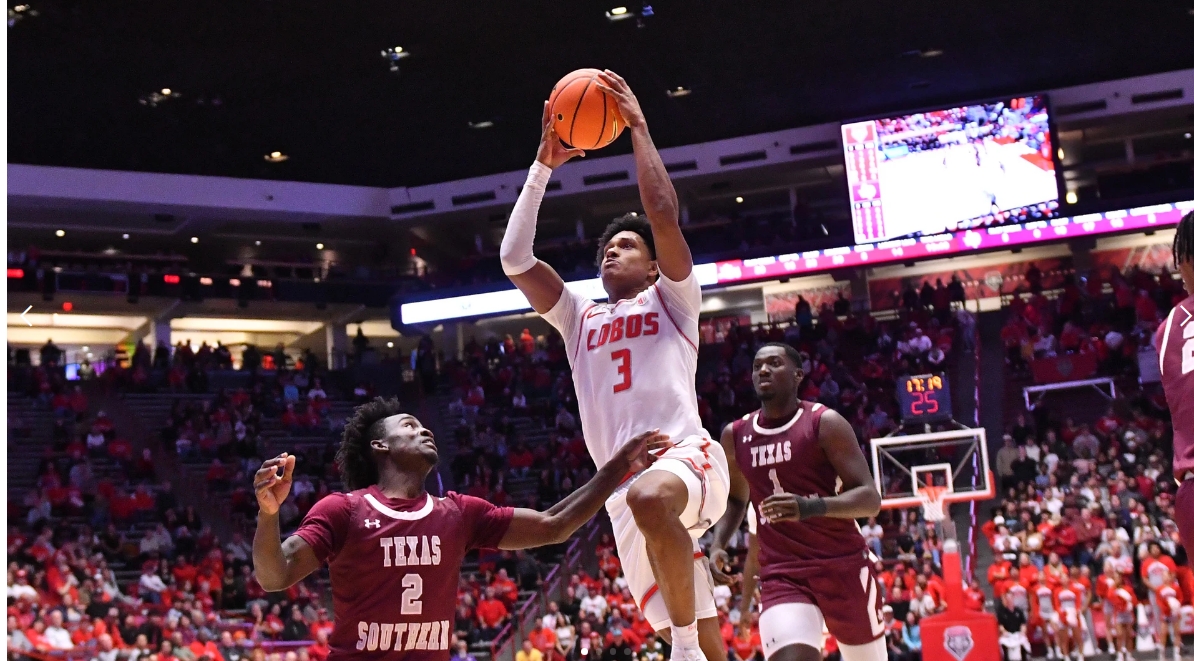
[735,196,744,203]
[606,6,633,21]
[387,341,395,348]
[1057,148,1065,160]
[468,120,495,129]
[666,86,691,98]
[55,229,65,237]
[255,241,262,246]
[9,4,38,27]
[1066,191,1078,204]
[139,88,179,107]
[920,49,944,58]
[381,46,410,73]
[190,237,199,244]
[122,233,130,240]
[316,243,325,250]
[264,151,289,163]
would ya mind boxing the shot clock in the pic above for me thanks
[897,374,953,422]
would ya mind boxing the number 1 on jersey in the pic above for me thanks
[611,349,632,393]
[768,468,785,495]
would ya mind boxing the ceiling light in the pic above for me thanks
[666,86,691,98]
[191,236,199,244]
[1057,148,1065,160]
[255,240,262,246]
[264,151,289,163]
[381,47,410,73]
[1066,191,1078,204]
[735,196,744,203]
[161,88,172,96]
[606,6,633,20]
[920,49,944,58]
[122,233,130,239]
[468,120,495,129]
[387,341,395,348]
[610,6,627,14]
[87,353,94,359]
[82,346,89,352]
[316,243,325,250]
[1185,133,1192,139]
[55,229,65,237]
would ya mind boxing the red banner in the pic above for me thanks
[1030,352,1098,384]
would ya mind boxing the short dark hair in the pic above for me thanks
[1175,210,1194,268]
[757,342,804,367]
[336,397,404,491]
[595,214,656,268]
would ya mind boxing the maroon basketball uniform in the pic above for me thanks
[294,486,513,661]
[730,402,885,646]
[1156,295,1194,559]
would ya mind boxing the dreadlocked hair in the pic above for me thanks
[336,397,404,491]
[595,213,656,268]
[1175,210,1194,269]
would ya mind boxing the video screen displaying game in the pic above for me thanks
[842,95,1060,244]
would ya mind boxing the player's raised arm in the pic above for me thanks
[252,454,322,591]
[499,430,672,549]
[500,102,586,314]
[597,70,691,282]
[709,423,751,584]
[760,411,882,522]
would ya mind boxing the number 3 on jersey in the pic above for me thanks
[611,349,632,392]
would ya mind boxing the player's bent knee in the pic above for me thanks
[626,471,688,522]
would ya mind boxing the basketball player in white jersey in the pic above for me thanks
[500,71,729,661]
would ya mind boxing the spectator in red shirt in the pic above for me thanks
[308,629,331,661]
[491,569,519,606]
[476,587,509,640]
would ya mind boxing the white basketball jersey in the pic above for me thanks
[543,271,707,469]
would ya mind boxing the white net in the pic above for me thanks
[919,486,950,523]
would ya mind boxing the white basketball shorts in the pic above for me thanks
[605,434,729,631]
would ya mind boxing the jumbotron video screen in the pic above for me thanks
[842,95,1060,244]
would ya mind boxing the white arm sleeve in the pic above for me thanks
[500,162,553,276]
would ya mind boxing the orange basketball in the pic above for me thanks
[548,68,624,151]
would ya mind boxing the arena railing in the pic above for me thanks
[490,520,600,661]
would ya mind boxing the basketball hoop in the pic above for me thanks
[918,485,951,523]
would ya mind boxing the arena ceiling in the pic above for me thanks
[9,0,1194,188]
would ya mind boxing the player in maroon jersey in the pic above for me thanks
[708,343,885,661]
[1159,210,1194,561]
[252,397,669,661]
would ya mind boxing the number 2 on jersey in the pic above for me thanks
[611,349,632,393]
[400,574,423,615]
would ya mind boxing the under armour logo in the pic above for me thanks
[364,519,381,529]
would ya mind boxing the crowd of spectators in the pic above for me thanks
[999,264,1188,382]
[984,264,1189,656]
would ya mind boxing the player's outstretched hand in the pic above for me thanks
[760,492,805,523]
[595,70,645,129]
[708,548,735,586]
[610,429,671,475]
[254,453,296,516]
[537,101,585,169]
